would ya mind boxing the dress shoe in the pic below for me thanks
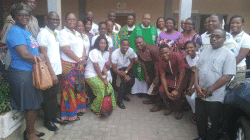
[142,100,154,105]
[150,105,163,112]
[194,137,205,140]
[77,112,84,116]
[117,101,126,109]
[24,130,45,137]
[53,117,68,124]
[23,131,44,140]
[74,116,80,121]
[44,121,58,131]
[123,96,131,102]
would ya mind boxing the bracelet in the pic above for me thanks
[102,75,106,79]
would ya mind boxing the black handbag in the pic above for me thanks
[74,70,84,94]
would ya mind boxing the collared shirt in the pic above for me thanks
[81,33,90,56]
[111,48,137,69]
[37,26,62,75]
[127,25,135,31]
[113,23,121,33]
[58,27,84,63]
[200,31,238,55]
[89,22,99,36]
[91,34,113,49]
[85,49,109,78]
[197,46,236,103]
[141,24,151,29]
[232,31,250,67]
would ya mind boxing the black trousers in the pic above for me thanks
[42,75,61,121]
[196,98,223,140]
[246,56,250,78]
[113,67,135,102]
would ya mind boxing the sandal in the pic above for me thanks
[164,108,174,116]
[142,100,154,105]
[175,112,184,120]
[189,116,197,125]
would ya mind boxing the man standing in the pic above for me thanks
[129,14,158,96]
[1,0,40,70]
[194,29,236,140]
[119,14,136,40]
[86,11,99,36]
[108,11,121,34]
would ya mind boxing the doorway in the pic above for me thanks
[116,13,136,27]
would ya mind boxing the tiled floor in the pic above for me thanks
[51,95,198,140]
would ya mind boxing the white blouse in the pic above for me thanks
[85,49,110,79]
[58,27,84,63]
[81,33,90,56]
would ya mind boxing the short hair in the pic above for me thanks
[121,39,129,44]
[10,3,31,19]
[135,36,144,41]
[98,21,106,27]
[105,20,114,24]
[229,15,244,24]
[47,11,57,17]
[83,18,92,25]
[165,18,176,26]
[156,17,165,29]
[159,44,170,50]
[65,12,74,20]
[184,41,196,49]
[212,29,226,38]
[211,13,223,22]
[93,36,109,52]
[128,14,135,20]
[108,11,116,15]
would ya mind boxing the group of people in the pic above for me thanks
[1,0,250,140]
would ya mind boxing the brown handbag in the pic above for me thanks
[32,56,53,90]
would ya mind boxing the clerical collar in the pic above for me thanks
[141,24,150,29]
[127,25,135,31]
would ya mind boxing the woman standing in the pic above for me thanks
[58,13,87,121]
[85,36,116,117]
[156,17,167,36]
[7,3,44,140]
[75,20,90,56]
[156,18,182,49]
[177,18,202,56]
[83,18,94,45]
[119,15,136,40]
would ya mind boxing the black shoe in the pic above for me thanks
[77,112,84,116]
[123,96,131,102]
[24,130,45,137]
[74,117,80,121]
[194,137,204,140]
[117,101,126,109]
[44,121,58,131]
[53,117,68,124]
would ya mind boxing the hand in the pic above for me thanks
[171,90,180,99]
[124,75,131,82]
[77,63,83,70]
[106,61,111,70]
[39,53,46,62]
[145,75,150,85]
[166,91,175,101]
[119,71,126,77]
[52,74,59,85]
[102,78,108,86]
[153,78,159,86]
[134,58,139,64]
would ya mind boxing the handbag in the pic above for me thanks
[74,70,84,94]
[100,86,113,117]
[32,56,53,90]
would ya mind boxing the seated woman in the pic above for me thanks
[184,41,199,125]
[85,36,116,117]
[58,13,87,121]
[159,44,188,120]
[6,3,45,140]
[112,39,137,109]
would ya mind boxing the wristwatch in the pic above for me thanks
[125,70,128,74]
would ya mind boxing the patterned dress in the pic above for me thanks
[177,34,202,56]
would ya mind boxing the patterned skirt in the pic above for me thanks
[86,77,116,117]
[61,60,86,121]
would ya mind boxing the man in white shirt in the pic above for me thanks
[108,11,121,34]
[112,39,137,109]
[37,12,68,131]
[86,11,99,35]
[200,13,238,55]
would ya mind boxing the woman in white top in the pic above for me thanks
[75,20,90,56]
[184,41,199,125]
[156,17,167,36]
[85,36,116,118]
[57,13,87,121]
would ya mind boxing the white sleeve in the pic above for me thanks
[88,50,98,63]
[242,35,250,49]
[128,48,137,58]
[107,37,113,49]
[58,30,70,47]
[37,31,48,47]
[111,51,118,64]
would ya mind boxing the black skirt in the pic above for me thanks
[7,66,43,111]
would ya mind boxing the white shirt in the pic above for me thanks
[111,48,137,69]
[37,26,62,75]
[232,31,250,67]
[89,22,99,36]
[85,49,110,79]
[200,31,238,56]
[91,34,113,49]
[113,23,121,33]
[157,28,167,36]
[141,24,150,29]
[81,33,90,56]
[58,27,84,63]
[186,54,199,72]
[127,25,135,31]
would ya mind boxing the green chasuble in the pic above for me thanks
[119,25,129,40]
[129,23,158,81]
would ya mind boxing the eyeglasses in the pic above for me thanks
[49,18,60,22]
[209,35,225,40]
[67,18,77,21]
[16,14,31,18]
